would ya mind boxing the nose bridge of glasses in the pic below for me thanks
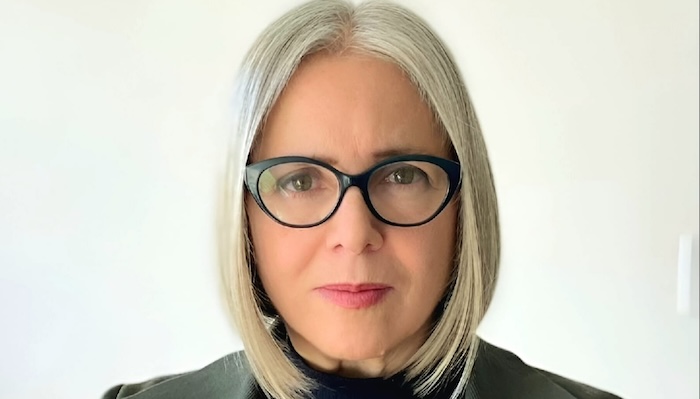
[336,172,374,210]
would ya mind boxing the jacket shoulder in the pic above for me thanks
[472,340,622,399]
[102,351,257,399]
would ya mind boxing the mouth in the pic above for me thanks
[315,283,392,309]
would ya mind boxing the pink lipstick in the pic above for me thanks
[316,284,391,309]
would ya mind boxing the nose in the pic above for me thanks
[324,187,384,254]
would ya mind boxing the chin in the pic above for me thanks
[310,321,399,361]
[284,301,429,365]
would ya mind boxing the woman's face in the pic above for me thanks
[246,53,458,377]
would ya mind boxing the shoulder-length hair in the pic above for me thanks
[219,1,500,398]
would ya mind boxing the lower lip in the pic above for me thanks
[316,288,391,309]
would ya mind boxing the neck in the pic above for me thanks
[286,323,429,378]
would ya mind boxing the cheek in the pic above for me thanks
[246,198,318,299]
[407,203,458,287]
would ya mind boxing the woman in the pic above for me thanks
[104,1,620,398]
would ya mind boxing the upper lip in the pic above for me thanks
[318,283,392,292]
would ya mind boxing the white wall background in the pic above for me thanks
[0,0,697,398]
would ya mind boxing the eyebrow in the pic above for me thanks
[309,147,427,165]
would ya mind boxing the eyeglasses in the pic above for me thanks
[244,155,461,228]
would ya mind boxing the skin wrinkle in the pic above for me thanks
[246,52,458,379]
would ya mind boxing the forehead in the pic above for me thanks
[254,52,450,170]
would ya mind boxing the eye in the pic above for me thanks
[387,166,423,184]
[277,170,321,193]
[286,174,313,191]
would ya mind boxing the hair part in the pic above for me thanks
[219,1,500,398]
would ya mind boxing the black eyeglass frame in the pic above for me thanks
[244,154,462,228]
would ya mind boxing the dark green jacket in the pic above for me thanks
[103,341,621,399]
